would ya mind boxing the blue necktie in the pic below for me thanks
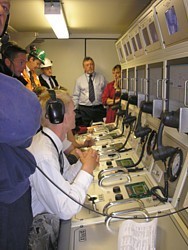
[88,74,95,103]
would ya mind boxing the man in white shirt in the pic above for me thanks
[73,57,107,126]
[28,89,98,220]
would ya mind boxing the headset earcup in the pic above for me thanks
[46,99,65,124]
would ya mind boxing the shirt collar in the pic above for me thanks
[41,74,50,81]
[86,72,95,78]
[42,127,63,153]
[25,65,31,75]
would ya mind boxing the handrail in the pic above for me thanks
[103,198,145,214]
[105,208,149,233]
[98,168,131,187]
[184,80,188,107]
[156,79,163,99]
[98,167,128,179]
[162,78,168,101]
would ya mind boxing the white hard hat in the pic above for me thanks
[40,58,53,68]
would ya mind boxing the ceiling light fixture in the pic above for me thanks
[44,0,69,39]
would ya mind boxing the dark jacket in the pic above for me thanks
[39,74,59,89]
[0,60,28,86]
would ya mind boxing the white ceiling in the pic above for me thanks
[9,0,153,39]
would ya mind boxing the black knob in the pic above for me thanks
[113,186,121,193]
[115,194,123,200]
[106,161,112,166]
[102,145,107,148]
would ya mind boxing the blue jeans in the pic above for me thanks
[0,187,33,250]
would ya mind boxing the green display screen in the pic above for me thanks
[111,143,123,150]
[110,133,118,138]
[133,185,146,194]
[125,182,151,198]
[116,158,134,167]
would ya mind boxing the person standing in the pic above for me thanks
[39,57,60,89]
[22,47,46,92]
[73,56,107,126]
[0,41,28,85]
[102,64,121,123]
[0,1,42,249]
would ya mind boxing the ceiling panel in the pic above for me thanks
[9,0,153,38]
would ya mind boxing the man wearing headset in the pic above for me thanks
[0,1,42,249]
[27,89,98,247]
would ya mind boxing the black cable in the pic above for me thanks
[35,164,188,221]
[107,206,188,221]
[122,134,149,169]
[117,123,132,152]
[112,120,125,138]
[36,164,104,217]
[12,128,187,223]
[150,161,169,202]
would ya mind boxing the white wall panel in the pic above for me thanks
[41,39,118,94]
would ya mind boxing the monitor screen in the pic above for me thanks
[133,185,146,195]
[142,27,151,46]
[136,33,142,49]
[123,43,129,57]
[116,158,134,167]
[131,37,137,52]
[127,41,132,55]
[118,47,124,60]
[165,6,179,35]
[149,22,159,43]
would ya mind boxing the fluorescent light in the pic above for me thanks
[44,1,69,39]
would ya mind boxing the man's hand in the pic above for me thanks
[83,136,95,147]
[75,148,99,175]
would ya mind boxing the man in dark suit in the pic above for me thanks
[39,58,60,89]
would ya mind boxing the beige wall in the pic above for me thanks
[40,39,119,95]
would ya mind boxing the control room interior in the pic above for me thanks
[4,0,188,249]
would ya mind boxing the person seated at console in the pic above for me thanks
[36,87,95,164]
[28,89,98,219]
[27,89,98,248]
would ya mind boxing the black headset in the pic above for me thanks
[45,90,65,124]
